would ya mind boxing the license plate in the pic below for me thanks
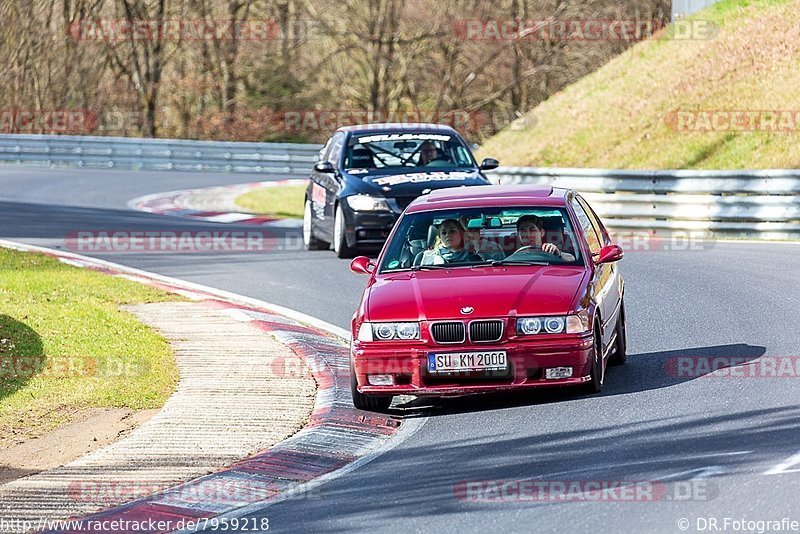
[427,351,508,373]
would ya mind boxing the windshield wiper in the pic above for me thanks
[489,259,549,267]
[410,264,453,271]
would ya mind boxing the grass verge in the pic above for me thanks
[479,0,800,169]
[0,248,179,447]
[235,185,306,219]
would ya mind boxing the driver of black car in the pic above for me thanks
[417,141,444,166]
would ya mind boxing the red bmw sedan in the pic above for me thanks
[348,185,626,411]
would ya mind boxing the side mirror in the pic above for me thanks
[479,157,500,171]
[314,161,335,173]
[350,256,375,275]
[595,244,624,264]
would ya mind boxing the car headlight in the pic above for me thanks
[517,317,542,335]
[518,317,565,334]
[358,322,420,341]
[517,314,588,335]
[544,316,565,334]
[345,194,391,211]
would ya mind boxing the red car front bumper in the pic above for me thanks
[352,333,594,396]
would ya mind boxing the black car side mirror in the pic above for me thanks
[479,158,500,171]
[314,161,335,173]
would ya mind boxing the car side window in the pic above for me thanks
[318,139,331,162]
[577,196,609,247]
[571,197,602,255]
[326,133,344,165]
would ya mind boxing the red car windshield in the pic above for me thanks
[378,207,583,273]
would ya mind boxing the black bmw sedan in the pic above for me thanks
[303,123,499,257]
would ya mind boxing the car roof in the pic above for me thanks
[335,123,459,135]
[405,185,571,213]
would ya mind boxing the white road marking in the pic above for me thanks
[202,213,256,223]
[764,450,800,475]
[657,466,725,481]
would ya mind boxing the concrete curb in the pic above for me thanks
[0,240,423,534]
[127,180,305,228]
[0,302,317,532]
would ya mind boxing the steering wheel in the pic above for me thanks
[507,246,562,261]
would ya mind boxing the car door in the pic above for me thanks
[571,196,617,351]
[310,132,345,240]
[579,196,623,342]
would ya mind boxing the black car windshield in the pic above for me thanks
[378,207,583,273]
[344,132,475,171]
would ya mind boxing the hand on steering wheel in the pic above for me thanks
[516,245,562,259]
[541,243,562,256]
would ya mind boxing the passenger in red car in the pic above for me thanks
[420,219,482,265]
[515,215,574,260]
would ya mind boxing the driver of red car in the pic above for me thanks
[515,215,574,260]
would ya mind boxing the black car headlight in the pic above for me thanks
[345,195,391,211]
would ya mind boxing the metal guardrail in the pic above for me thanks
[672,0,720,19]
[1,134,797,239]
[0,134,322,177]
[490,167,800,239]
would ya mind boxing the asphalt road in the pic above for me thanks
[2,166,800,534]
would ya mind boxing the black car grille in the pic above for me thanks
[469,320,504,343]
[430,322,466,344]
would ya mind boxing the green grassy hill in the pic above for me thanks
[479,0,800,169]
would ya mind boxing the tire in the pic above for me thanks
[583,323,605,393]
[609,302,627,366]
[350,362,392,411]
[333,204,355,259]
[303,200,328,250]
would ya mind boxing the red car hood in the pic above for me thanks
[366,266,587,322]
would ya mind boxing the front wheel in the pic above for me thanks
[350,362,392,411]
[609,302,627,366]
[333,204,355,258]
[583,324,605,393]
[303,200,328,250]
